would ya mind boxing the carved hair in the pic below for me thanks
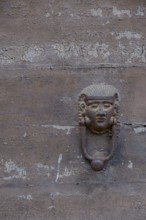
[79,84,119,97]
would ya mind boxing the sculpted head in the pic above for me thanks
[78,84,119,134]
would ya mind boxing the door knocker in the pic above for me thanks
[78,84,120,171]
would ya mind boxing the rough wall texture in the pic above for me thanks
[0,1,146,220]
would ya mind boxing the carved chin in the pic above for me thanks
[92,127,108,134]
[89,122,109,134]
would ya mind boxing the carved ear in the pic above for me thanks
[110,116,117,125]
[80,103,86,111]
[113,93,119,115]
[114,92,119,101]
[78,94,87,126]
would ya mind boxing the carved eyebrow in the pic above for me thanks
[86,100,114,105]
[103,101,113,104]
[86,100,99,105]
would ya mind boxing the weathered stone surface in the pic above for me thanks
[0,125,146,219]
[0,0,146,65]
[1,182,146,220]
[1,0,146,219]
[1,124,146,183]
[0,67,146,218]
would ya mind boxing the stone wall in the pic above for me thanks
[0,1,146,220]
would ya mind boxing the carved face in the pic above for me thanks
[78,84,119,134]
[83,96,116,134]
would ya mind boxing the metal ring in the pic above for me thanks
[81,125,118,171]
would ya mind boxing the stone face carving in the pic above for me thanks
[78,84,120,171]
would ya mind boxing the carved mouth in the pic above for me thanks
[96,116,106,123]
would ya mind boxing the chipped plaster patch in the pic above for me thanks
[3,160,27,180]
[17,194,33,200]
[35,163,50,177]
[60,96,72,103]
[41,125,73,135]
[58,12,62,16]
[91,8,102,17]
[87,43,110,59]
[52,43,80,59]
[45,12,50,17]
[115,31,142,40]
[117,41,146,63]
[113,7,131,17]
[130,45,146,62]
[51,42,110,61]
[118,42,126,55]
[48,205,55,211]
[23,46,44,62]
[36,163,50,170]
[77,155,83,159]
[0,48,17,64]
[59,167,75,179]
[63,167,75,177]
[117,36,146,63]
[1,42,111,63]
[134,126,146,134]
[102,21,110,26]
[136,6,144,16]
[128,160,133,169]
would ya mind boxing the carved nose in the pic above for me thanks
[97,111,106,116]
[97,106,106,116]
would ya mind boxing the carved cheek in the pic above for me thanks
[104,108,114,120]
[85,108,96,120]
[107,106,114,113]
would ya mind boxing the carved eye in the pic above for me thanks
[103,103,112,108]
[90,103,98,109]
